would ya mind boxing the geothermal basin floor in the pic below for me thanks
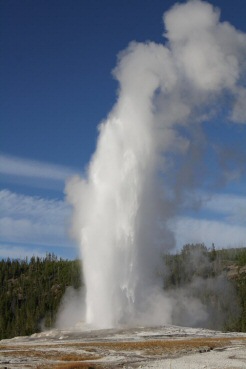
[0,325,246,369]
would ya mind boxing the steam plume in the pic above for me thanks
[66,0,246,328]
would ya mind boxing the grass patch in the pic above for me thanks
[0,347,102,361]
[1,336,246,369]
[40,364,102,369]
[67,336,246,353]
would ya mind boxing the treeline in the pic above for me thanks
[0,253,81,340]
[163,244,246,332]
[0,247,245,340]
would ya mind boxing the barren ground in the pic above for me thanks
[1,325,246,369]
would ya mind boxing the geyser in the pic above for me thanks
[66,0,246,329]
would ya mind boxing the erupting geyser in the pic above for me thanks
[66,0,246,329]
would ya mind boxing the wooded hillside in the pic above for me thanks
[0,246,245,340]
[163,245,246,332]
[0,254,81,339]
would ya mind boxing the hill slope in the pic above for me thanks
[0,246,245,340]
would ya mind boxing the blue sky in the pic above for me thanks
[1,0,246,260]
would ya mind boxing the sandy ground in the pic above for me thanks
[0,325,246,368]
[142,344,246,368]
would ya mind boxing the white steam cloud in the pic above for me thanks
[55,287,85,330]
[66,0,246,329]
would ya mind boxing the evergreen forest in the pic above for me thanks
[0,246,245,340]
[0,254,81,339]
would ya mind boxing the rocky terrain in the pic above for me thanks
[1,325,246,369]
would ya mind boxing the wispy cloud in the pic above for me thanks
[0,243,47,260]
[0,153,79,190]
[0,189,75,250]
[1,188,245,259]
[172,217,246,250]
[170,192,246,249]
[202,193,246,226]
